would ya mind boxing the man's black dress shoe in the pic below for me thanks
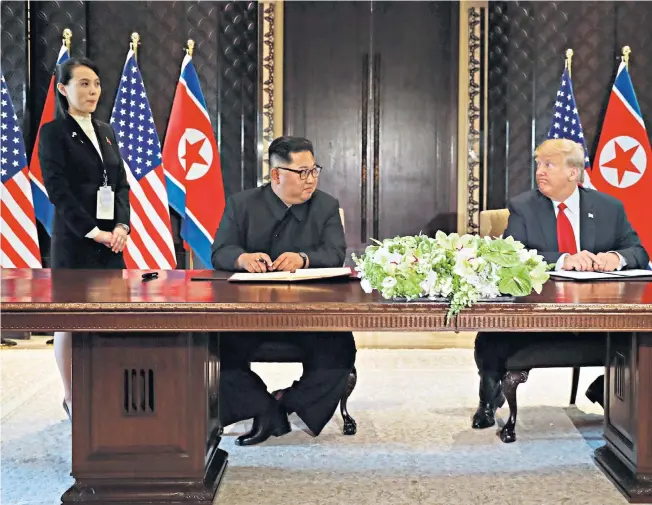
[472,375,505,429]
[235,401,291,446]
[585,375,604,408]
[472,394,505,429]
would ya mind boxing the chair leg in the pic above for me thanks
[570,367,580,405]
[340,366,357,435]
[500,370,529,443]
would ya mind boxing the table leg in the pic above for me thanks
[62,332,227,504]
[595,332,652,503]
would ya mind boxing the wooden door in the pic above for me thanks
[284,1,458,256]
[372,1,458,241]
[284,1,371,255]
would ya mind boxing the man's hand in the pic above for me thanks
[592,252,621,272]
[93,231,113,248]
[236,253,273,273]
[562,250,599,271]
[272,252,304,272]
[110,226,129,253]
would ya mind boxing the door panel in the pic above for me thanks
[284,1,458,257]
[373,1,458,240]
[284,2,371,253]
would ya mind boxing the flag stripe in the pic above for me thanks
[127,189,175,268]
[613,87,646,129]
[0,216,41,267]
[1,184,40,258]
[0,204,41,264]
[179,76,211,121]
[0,248,17,268]
[124,228,150,269]
[185,207,213,242]
[3,172,39,237]
[125,167,176,260]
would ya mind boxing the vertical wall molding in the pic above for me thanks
[457,1,488,234]
[259,1,283,183]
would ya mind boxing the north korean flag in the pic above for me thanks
[163,54,225,268]
[590,61,651,267]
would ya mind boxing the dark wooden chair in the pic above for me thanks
[250,341,358,435]
[499,333,606,443]
[479,209,588,417]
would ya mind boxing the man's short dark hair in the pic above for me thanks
[269,136,314,166]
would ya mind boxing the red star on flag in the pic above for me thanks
[182,138,207,170]
[601,141,640,185]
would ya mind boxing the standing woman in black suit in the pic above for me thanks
[39,57,131,420]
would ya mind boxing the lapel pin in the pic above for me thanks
[106,137,112,145]
[588,213,594,219]
[72,132,77,137]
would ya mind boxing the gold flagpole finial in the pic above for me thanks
[131,32,141,60]
[62,29,72,52]
[565,48,573,77]
[622,46,631,69]
[186,39,195,57]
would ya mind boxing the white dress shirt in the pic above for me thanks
[551,186,625,271]
[71,114,103,161]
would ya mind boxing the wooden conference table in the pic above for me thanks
[1,268,651,504]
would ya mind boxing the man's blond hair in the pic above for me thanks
[534,138,585,183]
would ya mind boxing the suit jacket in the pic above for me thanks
[504,187,649,268]
[211,184,346,271]
[39,114,130,268]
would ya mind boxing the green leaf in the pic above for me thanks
[482,239,521,267]
[498,265,532,296]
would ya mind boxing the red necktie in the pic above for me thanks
[556,202,577,254]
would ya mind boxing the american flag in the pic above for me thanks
[0,73,42,268]
[109,50,176,269]
[547,67,592,183]
[29,44,69,235]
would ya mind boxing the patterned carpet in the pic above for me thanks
[1,343,641,505]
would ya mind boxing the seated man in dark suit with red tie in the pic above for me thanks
[472,138,649,429]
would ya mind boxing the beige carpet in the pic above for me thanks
[1,343,642,505]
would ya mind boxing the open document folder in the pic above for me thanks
[228,267,355,282]
[549,269,652,281]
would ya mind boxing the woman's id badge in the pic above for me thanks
[97,186,115,219]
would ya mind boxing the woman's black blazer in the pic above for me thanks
[39,114,130,268]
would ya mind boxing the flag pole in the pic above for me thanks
[63,28,72,52]
[131,32,140,61]
[565,48,573,77]
[622,45,631,69]
[185,38,196,270]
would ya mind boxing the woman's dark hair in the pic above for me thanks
[55,57,101,119]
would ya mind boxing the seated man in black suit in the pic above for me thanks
[472,138,649,429]
[211,136,356,446]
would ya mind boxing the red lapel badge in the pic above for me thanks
[106,137,112,145]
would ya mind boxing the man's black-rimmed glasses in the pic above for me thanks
[274,165,323,180]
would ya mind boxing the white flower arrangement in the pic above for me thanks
[352,231,551,322]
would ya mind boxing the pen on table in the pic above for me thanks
[258,258,272,269]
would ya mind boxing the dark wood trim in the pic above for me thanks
[3,309,652,333]
[372,52,381,240]
[360,53,369,243]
